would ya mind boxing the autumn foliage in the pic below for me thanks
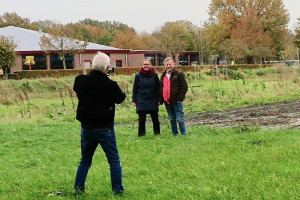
[0,3,297,65]
[207,0,289,63]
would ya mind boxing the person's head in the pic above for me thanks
[142,59,152,71]
[92,52,110,73]
[164,57,175,73]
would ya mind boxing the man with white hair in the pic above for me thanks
[73,52,126,195]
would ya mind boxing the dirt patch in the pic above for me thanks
[186,100,300,129]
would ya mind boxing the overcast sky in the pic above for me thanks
[0,0,299,33]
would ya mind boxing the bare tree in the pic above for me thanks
[39,24,88,69]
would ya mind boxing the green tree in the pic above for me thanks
[97,33,113,46]
[154,20,196,64]
[79,19,136,46]
[280,30,297,60]
[39,24,88,69]
[0,12,32,29]
[66,23,95,42]
[139,32,161,50]
[31,20,58,32]
[0,35,17,78]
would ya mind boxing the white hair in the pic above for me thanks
[92,52,110,73]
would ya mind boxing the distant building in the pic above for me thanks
[0,26,200,73]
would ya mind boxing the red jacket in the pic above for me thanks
[160,69,188,105]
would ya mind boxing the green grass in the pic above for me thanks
[0,67,299,199]
[0,123,299,199]
[0,67,299,124]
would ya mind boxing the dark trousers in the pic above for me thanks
[74,128,124,193]
[138,111,160,136]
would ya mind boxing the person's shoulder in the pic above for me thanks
[75,74,86,81]
[109,78,119,86]
[154,72,159,77]
[160,70,167,76]
[172,68,180,75]
[135,72,143,78]
[175,69,185,75]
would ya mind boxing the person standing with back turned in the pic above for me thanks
[73,52,126,195]
[132,59,160,136]
[160,57,188,136]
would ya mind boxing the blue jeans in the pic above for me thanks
[165,102,187,135]
[74,127,124,193]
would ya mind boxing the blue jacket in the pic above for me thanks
[132,72,160,113]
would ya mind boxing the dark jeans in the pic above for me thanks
[165,102,187,135]
[138,111,160,136]
[74,127,124,193]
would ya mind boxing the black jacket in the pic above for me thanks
[73,70,126,128]
[160,69,188,104]
[132,72,160,113]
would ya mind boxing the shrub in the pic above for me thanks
[256,69,267,76]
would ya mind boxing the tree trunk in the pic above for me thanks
[4,67,8,79]
[62,57,66,69]
[175,52,180,65]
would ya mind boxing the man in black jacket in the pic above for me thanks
[160,57,188,135]
[73,52,126,195]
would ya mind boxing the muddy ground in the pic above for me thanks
[186,99,300,130]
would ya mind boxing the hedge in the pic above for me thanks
[0,64,273,79]
[0,69,91,80]
[113,64,272,75]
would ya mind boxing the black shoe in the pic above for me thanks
[113,190,125,195]
[138,133,145,137]
[74,188,84,196]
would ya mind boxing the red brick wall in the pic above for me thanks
[128,54,144,67]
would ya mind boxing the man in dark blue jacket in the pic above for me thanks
[73,52,126,195]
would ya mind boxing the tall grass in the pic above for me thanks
[0,67,299,123]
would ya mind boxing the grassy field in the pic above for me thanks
[0,124,299,199]
[0,66,299,199]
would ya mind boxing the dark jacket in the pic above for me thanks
[73,70,126,128]
[160,69,188,104]
[132,72,160,113]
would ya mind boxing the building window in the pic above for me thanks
[145,54,155,65]
[179,54,188,66]
[116,60,122,67]
[190,54,199,65]
[50,54,74,69]
[145,53,166,66]
[157,54,166,66]
[22,54,47,70]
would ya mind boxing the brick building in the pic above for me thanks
[0,26,200,73]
